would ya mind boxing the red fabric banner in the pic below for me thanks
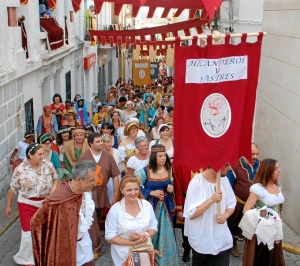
[72,0,82,13]
[94,0,211,19]
[40,18,64,50]
[19,21,29,59]
[48,0,57,10]
[173,33,263,172]
[90,18,208,47]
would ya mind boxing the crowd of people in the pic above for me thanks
[5,76,286,266]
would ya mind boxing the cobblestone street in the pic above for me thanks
[1,218,300,265]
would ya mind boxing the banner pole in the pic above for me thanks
[216,170,221,215]
[165,32,267,42]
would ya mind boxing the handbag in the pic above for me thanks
[122,242,158,266]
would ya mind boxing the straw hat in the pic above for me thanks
[64,109,77,116]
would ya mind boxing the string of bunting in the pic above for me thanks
[134,40,175,50]
[90,18,209,48]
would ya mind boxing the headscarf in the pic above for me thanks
[75,98,88,124]
[39,133,51,144]
[125,100,135,108]
[143,93,153,104]
[71,128,86,137]
[43,105,52,113]
[157,124,169,133]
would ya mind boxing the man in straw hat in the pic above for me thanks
[63,127,89,172]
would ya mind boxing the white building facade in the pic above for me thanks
[255,1,300,234]
[0,0,118,197]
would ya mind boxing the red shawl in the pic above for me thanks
[31,183,83,266]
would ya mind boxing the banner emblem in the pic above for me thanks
[200,93,231,138]
[139,69,146,79]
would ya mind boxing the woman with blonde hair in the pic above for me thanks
[105,176,157,266]
[118,120,139,168]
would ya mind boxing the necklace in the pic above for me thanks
[156,167,165,175]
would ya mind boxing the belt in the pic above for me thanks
[236,196,246,205]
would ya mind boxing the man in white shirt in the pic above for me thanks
[184,164,236,266]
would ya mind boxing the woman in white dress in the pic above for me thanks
[242,158,285,266]
[149,124,174,162]
[149,116,164,141]
[105,176,158,266]
[118,121,139,169]
[120,101,137,123]
[127,136,150,177]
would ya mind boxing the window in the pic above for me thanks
[7,7,17,27]
[65,71,71,100]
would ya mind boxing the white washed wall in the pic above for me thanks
[256,0,300,234]
[0,0,87,198]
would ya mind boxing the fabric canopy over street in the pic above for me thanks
[21,0,223,19]
[94,0,205,18]
[93,0,223,18]
[90,18,209,47]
